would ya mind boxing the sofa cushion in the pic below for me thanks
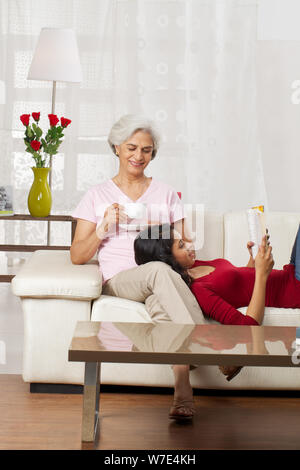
[11,250,102,300]
[91,295,152,323]
[239,306,300,326]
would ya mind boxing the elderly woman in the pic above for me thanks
[71,114,204,421]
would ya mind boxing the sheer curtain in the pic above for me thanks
[0,0,266,248]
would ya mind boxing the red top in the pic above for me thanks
[190,259,300,326]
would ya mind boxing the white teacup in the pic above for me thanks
[124,203,146,220]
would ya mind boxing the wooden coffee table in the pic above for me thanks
[68,321,300,442]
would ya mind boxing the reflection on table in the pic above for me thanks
[96,322,296,356]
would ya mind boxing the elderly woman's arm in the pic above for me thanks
[71,202,129,265]
[70,219,103,265]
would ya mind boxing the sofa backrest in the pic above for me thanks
[224,211,300,268]
[185,209,224,260]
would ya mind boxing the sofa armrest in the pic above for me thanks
[11,250,102,300]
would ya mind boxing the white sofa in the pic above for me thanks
[11,209,300,390]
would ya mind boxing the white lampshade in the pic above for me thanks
[28,28,82,83]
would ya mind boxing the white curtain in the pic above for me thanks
[0,0,266,248]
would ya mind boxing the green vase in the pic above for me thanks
[27,167,52,217]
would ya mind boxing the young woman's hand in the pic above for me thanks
[246,241,255,267]
[246,230,270,268]
[96,203,129,238]
[254,235,274,279]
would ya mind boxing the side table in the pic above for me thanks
[0,214,76,282]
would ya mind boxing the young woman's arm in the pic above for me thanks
[245,236,274,324]
[190,236,273,326]
[190,283,259,325]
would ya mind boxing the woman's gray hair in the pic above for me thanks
[108,114,161,159]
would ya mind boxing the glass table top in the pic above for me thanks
[69,321,300,367]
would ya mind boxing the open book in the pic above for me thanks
[247,205,267,258]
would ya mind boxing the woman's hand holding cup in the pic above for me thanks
[96,203,128,239]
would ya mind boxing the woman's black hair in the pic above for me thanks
[134,223,192,286]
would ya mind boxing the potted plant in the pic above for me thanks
[20,112,71,217]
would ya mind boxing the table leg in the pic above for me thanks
[81,362,101,442]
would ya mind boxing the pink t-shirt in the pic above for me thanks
[72,178,184,283]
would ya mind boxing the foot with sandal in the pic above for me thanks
[169,365,195,421]
[219,365,243,382]
[170,363,243,421]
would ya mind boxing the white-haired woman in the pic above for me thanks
[71,114,205,420]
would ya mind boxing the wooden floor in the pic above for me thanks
[1,375,300,450]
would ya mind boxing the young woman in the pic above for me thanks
[134,222,300,412]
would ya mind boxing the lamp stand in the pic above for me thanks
[47,80,56,245]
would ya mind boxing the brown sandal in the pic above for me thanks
[219,365,243,382]
[169,399,195,421]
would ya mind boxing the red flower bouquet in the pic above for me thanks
[20,112,72,168]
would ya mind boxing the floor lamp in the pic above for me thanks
[27,27,82,244]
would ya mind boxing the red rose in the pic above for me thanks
[48,114,59,127]
[30,140,41,151]
[61,117,72,128]
[20,114,30,126]
[32,112,40,122]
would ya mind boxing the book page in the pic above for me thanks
[247,207,266,258]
